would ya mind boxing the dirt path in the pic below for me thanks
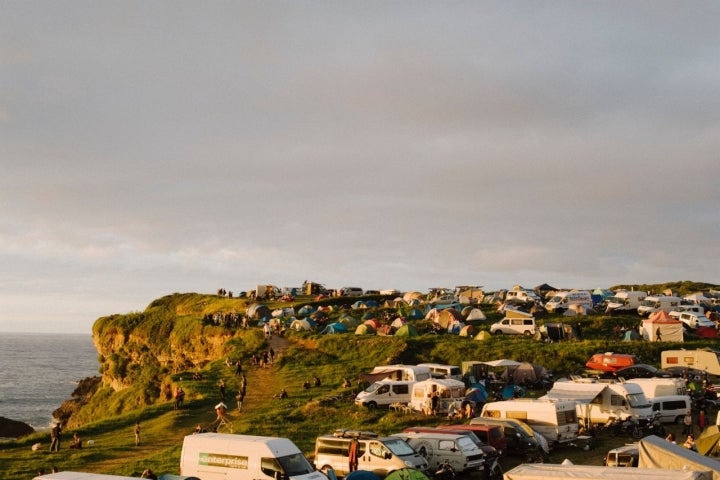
[235,333,290,415]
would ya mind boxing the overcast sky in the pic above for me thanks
[2,1,719,334]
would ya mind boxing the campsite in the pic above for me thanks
[6,281,720,478]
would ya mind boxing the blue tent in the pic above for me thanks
[346,471,382,480]
[321,322,349,334]
[502,384,526,400]
[297,305,315,316]
[466,384,488,403]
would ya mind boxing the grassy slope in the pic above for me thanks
[2,287,719,479]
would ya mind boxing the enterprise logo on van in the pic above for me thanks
[199,452,249,469]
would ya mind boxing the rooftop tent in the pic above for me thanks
[407,308,424,320]
[503,307,533,319]
[355,324,375,336]
[459,325,476,337]
[641,311,683,342]
[474,330,493,341]
[395,324,419,338]
[465,308,487,322]
[321,322,348,334]
[246,303,272,320]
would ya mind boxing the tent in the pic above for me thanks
[246,303,272,320]
[623,329,641,341]
[395,324,419,338]
[447,319,464,334]
[436,308,463,328]
[364,318,380,329]
[466,384,488,403]
[321,323,348,334]
[290,318,315,331]
[376,324,394,336]
[641,311,683,342]
[465,308,487,322]
[696,326,718,339]
[696,425,720,456]
[355,324,375,336]
[501,362,548,385]
[459,325,476,337]
[474,331,492,341]
[407,308,424,320]
[385,469,430,480]
[339,316,359,329]
[297,305,315,316]
[345,471,382,480]
[351,301,367,310]
[390,317,406,329]
[638,434,720,479]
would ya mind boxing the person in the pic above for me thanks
[69,432,82,449]
[683,410,694,435]
[464,402,474,419]
[194,424,203,434]
[431,391,440,416]
[699,408,706,430]
[212,402,229,432]
[656,327,662,341]
[50,422,62,452]
[235,361,243,377]
[342,377,352,388]
[666,432,676,444]
[313,376,321,387]
[684,434,698,451]
[134,421,141,446]
[348,437,359,472]
[141,468,158,479]
[303,379,311,390]
[236,388,245,412]
[279,388,288,399]
[447,402,461,420]
[218,379,226,400]
[175,386,185,410]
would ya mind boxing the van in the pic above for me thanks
[489,317,536,336]
[363,365,431,382]
[436,424,508,456]
[469,417,542,458]
[391,432,485,473]
[480,398,579,446]
[669,305,706,319]
[650,395,692,424]
[604,291,647,313]
[545,290,594,314]
[417,363,463,381]
[409,379,466,414]
[626,378,687,398]
[180,433,327,480]
[400,427,497,459]
[505,286,541,306]
[314,430,428,478]
[637,296,682,316]
[355,380,414,408]
[604,444,639,467]
[341,287,364,297]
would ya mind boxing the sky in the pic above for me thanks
[2,1,720,334]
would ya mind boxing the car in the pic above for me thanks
[364,290,380,295]
[678,312,715,329]
[340,287,364,297]
[430,295,461,310]
[612,364,671,379]
[380,288,401,296]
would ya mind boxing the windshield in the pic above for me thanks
[456,436,478,451]
[627,393,651,409]
[383,438,416,456]
[276,453,315,476]
[365,382,382,393]
[548,295,563,303]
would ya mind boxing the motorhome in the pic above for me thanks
[362,365,431,383]
[314,430,428,478]
[480,398,579,445]
[505,285,541,306]
[417,363,463,381]
[544,290,594,314]
[391,431,485,473]
[409,378,466,414]
[604,291,647,313]
[637,296,682,316]
[626,378,687,398]
[179,433,327,480]
[543,378,654,427]
[355,380,414,409]
[661,349,720,376]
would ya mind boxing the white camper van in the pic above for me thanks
[409,378,466,414]
[180,433,327,480]
[604,291,647,313]
[417,363,463,381]
[626,378,687,398]
[637,296,682,316]
[480,398,579,446]
[661,349,720,376]
[355,380,414,408]
[505,286,541,306]
[314,430,428,477]
[365,365,431,382]
[544,290,594,314]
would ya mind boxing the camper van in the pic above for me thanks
[604,291,647,313]
[626,377,687,398]
[650,395,692,424]
[480,398,579,445]
[543,379,654,427]
[355,380,414,408]
[392,431,485,473]
[490,317,536,336]
[179,433,327,480]
[409,378,466,414]
[505,286,541,306]
[661,349,720,376]
[417,363,463,381]
[314,430,428,477]
[364,365,431,382]
[544,290,594,314]
[637,296,682,316]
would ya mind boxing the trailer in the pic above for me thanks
[661,349,720,376]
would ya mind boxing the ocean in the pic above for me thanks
[0,332,98,431]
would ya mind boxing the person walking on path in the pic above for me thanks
[134,421,141,446]
[49,423,62,452]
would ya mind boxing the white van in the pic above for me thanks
[392,432,485,473]
[409,378,466,414]
[314,430,428,477]
[545,290,594,314]
[626,378,687,398]
[416,363,462,381]
[678,312,715,329]
[505,286,541,306]
[604,291,647,313]
[355,380,414,408]
[490,317,536,336]
[480,398,579,445]
[365,365,431,382]
[637,296,682,316]
[180,433,327,480]
[650,395,692,424]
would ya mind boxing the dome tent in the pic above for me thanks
[395,324,419,338]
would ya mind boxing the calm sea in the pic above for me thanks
[0,332,98,431]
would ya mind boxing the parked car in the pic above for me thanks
[678,312,715,329]
[613,364,672,379]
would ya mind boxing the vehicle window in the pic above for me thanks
[383,438,415,456]
[610,394,626,406]
[506,411,527,421]
[377,385,390,394]
[523,320,533,325]
[369,441,387,458]
[393,385,409,394]
[439,439,456,451]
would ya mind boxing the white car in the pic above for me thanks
[678,312,715,329]
[669,305,706,319]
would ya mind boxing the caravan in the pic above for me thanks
[409,378,466,414]
[661,349,720,376]
[480,398,579,446]
[637,296,682,316]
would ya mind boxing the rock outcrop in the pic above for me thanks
[0,416,34,439]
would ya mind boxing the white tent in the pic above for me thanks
[641,311,683,342]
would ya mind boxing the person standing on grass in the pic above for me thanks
[134,421,141,446]
[49,422,61,452]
